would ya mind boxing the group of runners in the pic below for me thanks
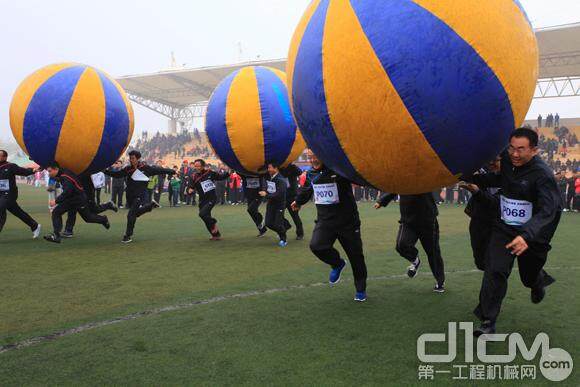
[1,127,563,336]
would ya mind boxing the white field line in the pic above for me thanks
[0,266,578,355]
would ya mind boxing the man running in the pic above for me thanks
[464,128,562,336]
[43,162,109,243]
[460,157,501,271]
[104,150,175,243]
[187,159,229,240]
[375,192,446,293]
[62,173,118,238]
[280,163,304,240]
[0,150,41,238]
[292,150,368,302]
[260,163,288,247]
[241,173,267,237]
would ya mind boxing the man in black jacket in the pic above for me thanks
[0,150,41,238]
[280,163,304,240]
[375,192,445,293]
[464,128,563,336]
[110,160,126,208]
[260,163,288,246]
[292,150,368,302]
[43,162,110,243]
[62,173,118,238]
[179,160,190,204]
[460,157,501,271]
[104,150,175,243]
[241,173,267,236]
[154,159,166,204]
[187,159,229,240]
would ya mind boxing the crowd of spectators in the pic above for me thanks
[537,113,560,128]
[537,126,579,173]
[129,131,193,161]
[128,128,211,163]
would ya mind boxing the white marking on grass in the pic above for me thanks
[0,266,577,354]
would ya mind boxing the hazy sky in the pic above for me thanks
[1,0,580,143]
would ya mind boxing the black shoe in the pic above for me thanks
[61,231,74,238]
[433,282,445,293]
[44,234,61,244]
[531,276,556,304]
[103,219,110,230]
[531,286,545,304]
[257,227,267,238]
[210,230,222,241]
[122,235,133,244]
[407,258,421,278]
[151,200,160,209]
[474,320,496,337]
[296,235,304,241]
[106,201,118,213]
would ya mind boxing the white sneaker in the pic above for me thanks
[32,224,41,239]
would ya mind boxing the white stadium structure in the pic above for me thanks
[116,23,580,133]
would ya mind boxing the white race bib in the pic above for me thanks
[0,179,9,191]
[131,169,149,182]
[267,181,276,194]
[91,172,105,189]
[201,179,215,193]
[501,195,533,226]
[246,178,260,189]
[313,183,340,205]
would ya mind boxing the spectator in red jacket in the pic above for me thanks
[574,172,580,212]
[229,172,242,205]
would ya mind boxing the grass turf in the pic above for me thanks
[0,185,578,385]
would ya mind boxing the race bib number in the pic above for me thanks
[313,183,340,205]
[246,178,260,189]
[131,169,149,182]
[0,179,9,191]
[501,195,532,226]
[267,181,276,194]
[91,172,105,189]
[201,180,215,193]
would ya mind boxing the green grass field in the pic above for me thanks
[0,185,578,386]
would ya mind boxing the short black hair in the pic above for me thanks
[0,150,7,157]
[509,127,538,148]
[46,161,60,169]
[267,162,280,169]
[128,150,142,159]
[194,159,206,167]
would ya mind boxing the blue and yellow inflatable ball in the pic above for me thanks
[288,0,539,194]
[205,66,305,175]
[10,63,134,175]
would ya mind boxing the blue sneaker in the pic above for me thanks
[354,291,367,302]
[278,240,288,247]
[329,259,347,285]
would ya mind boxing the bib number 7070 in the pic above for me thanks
[313,183,340,205]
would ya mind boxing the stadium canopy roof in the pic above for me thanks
[116,24,580,122]
[536,23,580,78]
